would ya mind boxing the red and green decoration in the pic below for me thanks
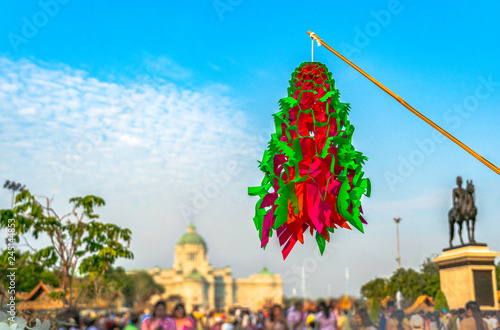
[248,62,371,260]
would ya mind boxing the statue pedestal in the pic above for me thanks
[434,244,499,311]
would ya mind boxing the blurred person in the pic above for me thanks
[353,308,376,330]
[142,310,152,326]
[69,315,80,330]
[254,311,265,330]
[388,310,410,330]
[418,310,429,330]
[97,316,106,330]
[459,301,487,330]
[141,300,176,330]
[222,315,236,330]
[172,303,196,330]
[305,315,317,330]
[423,312,432,330]
[378,313,387,330]
[287,301,307,330]
[84,317,100,330]
[107,316,116,330]
[332,304,341,327]
[438,311,447,328]
[409,312,424,330]
[240,311,254,330]
[316,301,337,330]
[338,310,352,330]
[456,309,466,330]
[123,314,140,330]
[191,307,206,330]
[266,305,288,330]
[486,312,499,330]
[429,312,446,330]
[115,316,124,330]
[209,316,223,330]
[446,310,457,330]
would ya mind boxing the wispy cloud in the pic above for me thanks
[0,57,256,190]
[143,56,192,81]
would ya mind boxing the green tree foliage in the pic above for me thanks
[369,297,381,323]
[121,269,165,307]
[361,256,441,303]
[0,250,58,292]
[361,277,388,301]
[0,190,133,308]
[418,256,441,298]
[386,268,423,302]
[434,289,449,311]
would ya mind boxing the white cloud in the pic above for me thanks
[18,107,37,115]
[0,57,258,190]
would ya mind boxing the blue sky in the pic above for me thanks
[0,0,499,299]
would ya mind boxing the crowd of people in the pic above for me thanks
[68,299,500,330]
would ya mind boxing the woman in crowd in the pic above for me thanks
[265,305,288,330]
[172,303,196,330]
[429,312,446,330]
[315,301,337,330]
[353,308,376,330]
[459,301,487,330]
[141,301,176,330]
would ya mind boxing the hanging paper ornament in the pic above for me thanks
[248,62,371,260]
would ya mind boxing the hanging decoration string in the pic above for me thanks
[307,31,500,176]
[310,32,320,62]
[312,36,314,62]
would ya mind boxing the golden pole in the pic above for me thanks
[307,31,500,176]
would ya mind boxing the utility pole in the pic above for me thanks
[394,217,402,269]
[301,266,306,299]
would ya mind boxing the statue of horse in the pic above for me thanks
[464,180,477,243]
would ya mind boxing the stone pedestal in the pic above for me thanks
[434,244,499,311]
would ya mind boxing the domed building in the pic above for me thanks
[141,223,282,312]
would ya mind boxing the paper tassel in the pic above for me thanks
[249,62,371,259]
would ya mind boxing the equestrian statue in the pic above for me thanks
[448,176,477,248]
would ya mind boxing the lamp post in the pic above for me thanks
[394,217,402,269]
[393,217,403,308]
[3,180,26,208]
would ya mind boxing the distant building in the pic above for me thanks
[137,223,283,312]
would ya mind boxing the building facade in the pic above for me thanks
[141,224,282,312]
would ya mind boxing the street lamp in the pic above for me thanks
[394,217,402,269]
[393,217,403,309]
[3,180,26,208]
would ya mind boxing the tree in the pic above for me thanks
[361,277,388,301]
[121,270,165,307]
[386,268,423,302]
[434,289,449,311]
[419,256,441,298]
[0,190,133,308]
[360,256,442,304]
